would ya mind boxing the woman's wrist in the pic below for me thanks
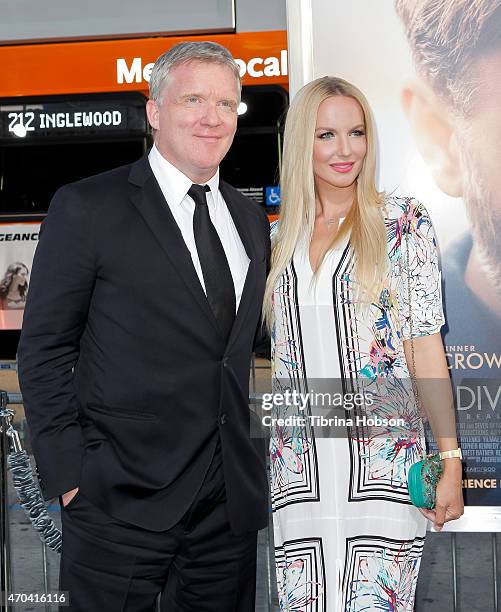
[442,456,462,475]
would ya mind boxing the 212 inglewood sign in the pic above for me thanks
[0,95,147,140]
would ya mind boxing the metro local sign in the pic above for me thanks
[117,50,288,84]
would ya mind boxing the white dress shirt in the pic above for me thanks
[148,144,249,312]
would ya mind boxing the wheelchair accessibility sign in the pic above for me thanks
[265,186,281,206]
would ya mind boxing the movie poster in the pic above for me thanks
[0,222,40,329]
[319,1,501,506]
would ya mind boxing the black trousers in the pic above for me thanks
[59,441,258,611]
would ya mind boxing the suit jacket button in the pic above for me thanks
[219,413,227,425]
[223,358,228,368]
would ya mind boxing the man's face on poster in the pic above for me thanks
[455,50,501,292]
[402,47,501,294]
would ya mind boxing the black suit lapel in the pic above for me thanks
[220,182,259,352]
[128,156,220,335]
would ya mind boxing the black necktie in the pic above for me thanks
[189,184,236,342]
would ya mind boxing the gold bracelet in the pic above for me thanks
[439,449,463,460]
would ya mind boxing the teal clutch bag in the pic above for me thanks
[408,454,444,509]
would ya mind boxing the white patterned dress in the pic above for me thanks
[270,197,445,611]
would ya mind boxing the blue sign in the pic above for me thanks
[265,186,281,207]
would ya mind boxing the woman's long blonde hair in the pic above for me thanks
[263,76,387,330]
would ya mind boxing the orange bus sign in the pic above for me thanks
[0,31,288,98]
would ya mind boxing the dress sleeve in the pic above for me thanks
[399,198,445,340]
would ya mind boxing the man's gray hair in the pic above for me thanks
[149,41,241,104]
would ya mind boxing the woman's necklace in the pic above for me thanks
[324,216,345,228]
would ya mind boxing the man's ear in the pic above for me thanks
[146,99,160,131]
[401,77,463,198]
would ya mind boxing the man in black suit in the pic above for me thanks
[18,41,271,611]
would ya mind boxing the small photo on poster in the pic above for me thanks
[0,222,40,330]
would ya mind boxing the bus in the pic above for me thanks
[0,27,288,357]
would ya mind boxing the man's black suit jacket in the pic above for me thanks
[17,153,271,535]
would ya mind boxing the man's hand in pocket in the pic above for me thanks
[61,487,79,507]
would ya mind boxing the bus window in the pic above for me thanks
[221,85,287,213]
[0,140,145,216]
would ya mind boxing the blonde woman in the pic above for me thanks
[264,77,464,610]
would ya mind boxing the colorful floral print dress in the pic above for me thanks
[270,197,445,611]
